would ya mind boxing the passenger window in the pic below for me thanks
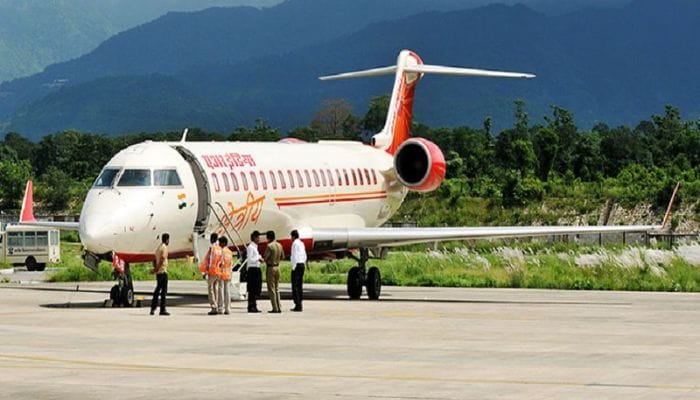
[50,231,59,246]
[312,170,320,187]
[278,170,286,189]
[343,169,350,186]
[351,169,358,186]
[304,170,312,187]
[240,172,249,191]
[222,173,230,192]
[357,169,364,185]
[295,171,304,188]
[364,169,371,185]
[336,169,343,186]
[250,171,259,191]
[37,233,48,247]
[154,169,182,186]
[94,168,120,187]
[24,231,36,247]
[118,169,151,187]
[269,171,277,189]
[326,169,334,186]
[230,173,239,191]
[371,169,378,185]
[287,170,295,189]
[320,170,327,186]
[259,171,267,190]
[211,173,220,192]
[8,232,22,247]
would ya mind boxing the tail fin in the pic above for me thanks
[19,180,36,223]
[320,49,535,154]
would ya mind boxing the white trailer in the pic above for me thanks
[0,225,60,271]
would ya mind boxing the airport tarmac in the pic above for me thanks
[0,281,698,399]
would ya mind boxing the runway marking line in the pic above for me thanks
[0,353,697,391]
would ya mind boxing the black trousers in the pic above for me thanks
[247,267,262,311]
[151,272,168,312]
[291,264,305,309]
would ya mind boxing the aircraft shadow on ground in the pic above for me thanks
[7,285,630,309]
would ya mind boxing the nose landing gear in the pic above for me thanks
[109,260,135,307]
[347,248,382,300]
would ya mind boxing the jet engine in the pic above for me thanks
[393,138,445,192]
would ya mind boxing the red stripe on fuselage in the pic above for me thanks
[277,194,387,207]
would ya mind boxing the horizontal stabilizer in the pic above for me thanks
[319,66,397,80]
[319,64,534,81]
[405,64,535,79]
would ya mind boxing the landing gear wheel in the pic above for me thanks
[366,267,381,300]
[347,266,363,299]
[110,285,120,307]
[121,284,134,307]
[25,256,37,271]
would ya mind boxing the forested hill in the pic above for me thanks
[0,0,280,84]
[2,0,698,138]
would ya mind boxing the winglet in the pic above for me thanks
[661,182,681,229]
[19,180,36,223]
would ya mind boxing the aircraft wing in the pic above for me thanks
[311,225,659,250]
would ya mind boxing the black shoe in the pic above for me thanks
[150,309,156,315]
[248,309,261,313]
[208,310,218,315]
[160,311,170,316]
[291,307,302,312]
[224,311,230,315]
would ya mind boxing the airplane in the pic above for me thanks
[18,50,662,306]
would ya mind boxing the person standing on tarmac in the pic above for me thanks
[150,233,170,316]
[218,236,234,315]
[199,233,221,315]
[263,230,284,313]
[207,234,224,316]
[290,229,307,312]
[246,230,263,313]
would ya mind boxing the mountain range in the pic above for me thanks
[2,0,696,139]
[0,0,280,83]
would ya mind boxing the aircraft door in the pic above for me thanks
[175,146,210,233]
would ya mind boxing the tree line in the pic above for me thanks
[1,96,699,217]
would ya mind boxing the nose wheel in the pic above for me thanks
[109,262,135,307]
[346,249,382,300]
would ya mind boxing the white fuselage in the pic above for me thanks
[79,140,407,262]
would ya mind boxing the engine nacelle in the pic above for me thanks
[393,138,446,192]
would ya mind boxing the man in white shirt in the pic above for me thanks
[290,229,307,312]
[246,230,263,313]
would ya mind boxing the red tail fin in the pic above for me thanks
[19,180,36,223]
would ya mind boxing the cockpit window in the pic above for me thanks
[94,168,120,188]
[154,169,182,186]
[117,169,151,187]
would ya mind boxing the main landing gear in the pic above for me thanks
[109,262,135,307]
[347,248,382,300]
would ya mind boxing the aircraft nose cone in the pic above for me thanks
[80,217,114,255]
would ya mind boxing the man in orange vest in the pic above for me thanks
[203,233,222,315]
[218,236,234,315]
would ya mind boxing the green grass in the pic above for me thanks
[46,241,700,292]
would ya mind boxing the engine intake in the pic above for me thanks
[393,138,446,192]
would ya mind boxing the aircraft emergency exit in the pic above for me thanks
[20,50,660,304]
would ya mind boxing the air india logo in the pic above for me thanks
[216,192,266,236]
